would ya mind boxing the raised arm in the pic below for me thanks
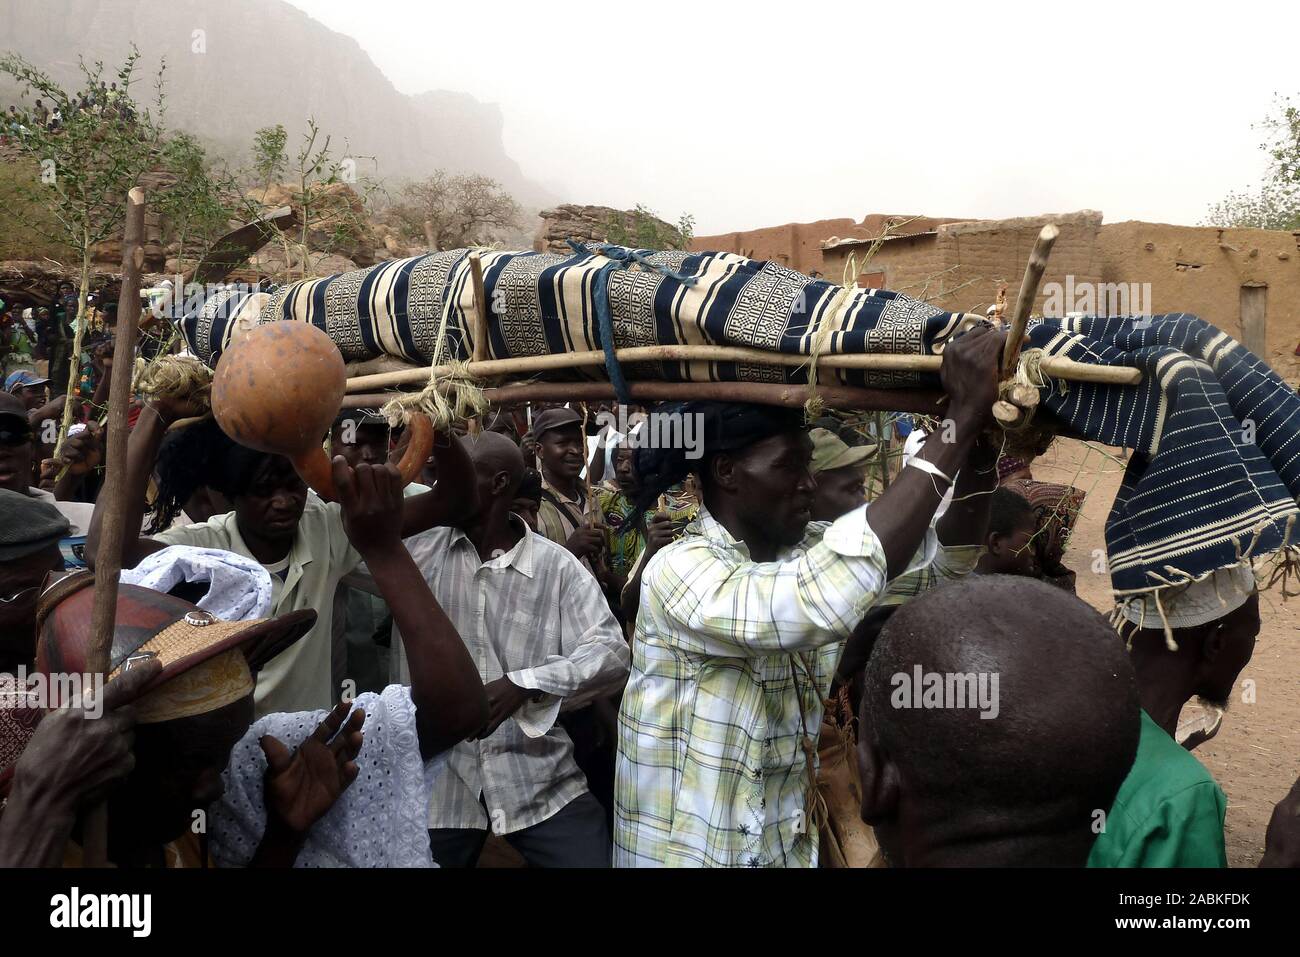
[862,325,1001,578]
[652,328,1003,658]
[333,456,487,759]
[399,428,479,537]
[935,431,999,547]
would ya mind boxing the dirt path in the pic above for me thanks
[1037,438,1299,867]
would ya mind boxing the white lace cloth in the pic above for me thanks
[209,685,446,867]
[122,545,273,621]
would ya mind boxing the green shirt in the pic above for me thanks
[1088,709,1228,868]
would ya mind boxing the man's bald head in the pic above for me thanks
[858,575,1140,867]
[461,430,526,520]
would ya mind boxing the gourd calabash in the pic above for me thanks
[210,322,432,500]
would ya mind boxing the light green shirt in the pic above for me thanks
[155,496,361,717]
[1088,709,1228,868]
[614,504,981,868]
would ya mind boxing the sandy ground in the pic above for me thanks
[1037,438,1299,867]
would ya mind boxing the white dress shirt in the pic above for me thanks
[392,516,629,834]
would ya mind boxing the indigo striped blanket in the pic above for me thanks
[174,244,1300,599]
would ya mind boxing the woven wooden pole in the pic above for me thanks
[1002,224,1059,376]
[466,253,490,437]
[81,186,147,867]
[343,341,1140,393]
[342,380,948,414]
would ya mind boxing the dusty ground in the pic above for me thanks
[1037,438,1299,867]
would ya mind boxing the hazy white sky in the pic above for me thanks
[287,0,1298,235]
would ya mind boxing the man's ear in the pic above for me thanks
[710,451,738,493]
[857,691,899,826]
[856,723,901,826]
[985,530,1003,556]
[491,470,511,498]
[1200,621,1226,665]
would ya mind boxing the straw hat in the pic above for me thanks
[35,571,314,693]
[0,572,315,792]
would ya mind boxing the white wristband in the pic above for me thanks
[905,456,955,487]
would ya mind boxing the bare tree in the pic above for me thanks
[386,171,520,250]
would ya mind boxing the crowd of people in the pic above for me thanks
[2,82,136,145]
[0,312,1297,869]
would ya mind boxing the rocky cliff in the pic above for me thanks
[0,0,553,204]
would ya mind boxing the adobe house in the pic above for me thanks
[697,211,1300,381]
[692,214,965,278]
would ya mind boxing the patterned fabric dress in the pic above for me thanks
[595,481,698,579]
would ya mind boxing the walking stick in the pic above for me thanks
[81,186,146,866]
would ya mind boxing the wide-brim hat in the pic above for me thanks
[0,573,315,792]
[35,571,315,694]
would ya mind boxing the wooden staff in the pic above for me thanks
[343,341,1141,393]
[342,380,948,414]
[1002,224,1059,376]
[82,186,147,866]
[469,253,491,364]
[466,253,490,437]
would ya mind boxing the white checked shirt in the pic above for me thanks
[614,504,980,868]
[391,516,629,834]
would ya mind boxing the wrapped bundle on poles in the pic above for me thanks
[170,241,1299,605]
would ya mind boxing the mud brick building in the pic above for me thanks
[694,210,1300,381]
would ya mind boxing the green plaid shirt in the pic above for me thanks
[613,504,979,868]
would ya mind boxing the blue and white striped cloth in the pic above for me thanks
[174,246,1300,601]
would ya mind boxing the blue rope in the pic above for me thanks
[565,240,699,406]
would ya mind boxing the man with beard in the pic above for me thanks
[1088,568,1259,867]
[614,324,1003,868]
